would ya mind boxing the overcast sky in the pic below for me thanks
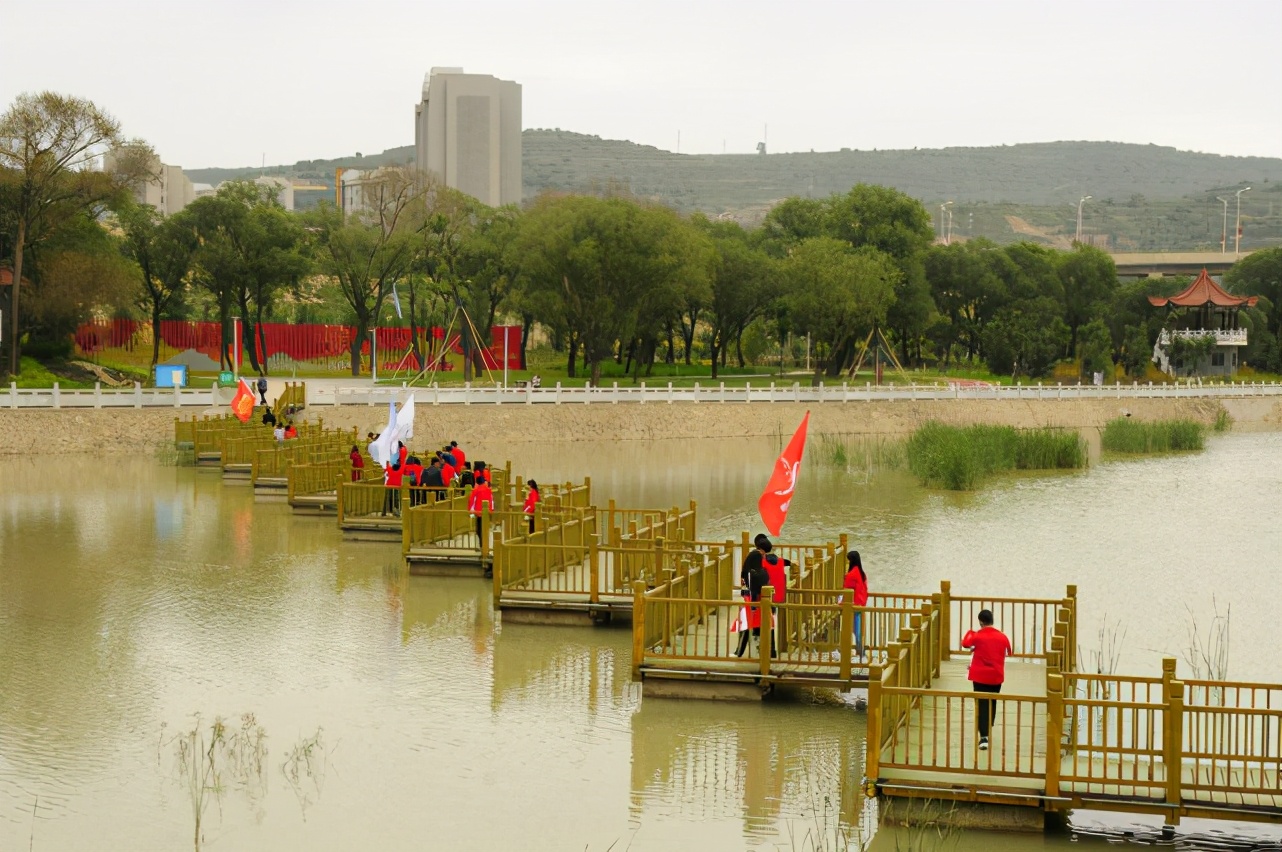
[4,0,1279,169]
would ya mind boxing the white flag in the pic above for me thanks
[391,281,403,320]
[395,394,415,443]
[369,401,397,469]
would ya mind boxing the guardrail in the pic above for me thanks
[11,378,1282,410]
[309,379,1282,406]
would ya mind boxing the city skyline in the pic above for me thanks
[3,0,1279,169]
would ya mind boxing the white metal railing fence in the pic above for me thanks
[9,378,1282,410]
[6,382,226,409]
[310,379,1282,406]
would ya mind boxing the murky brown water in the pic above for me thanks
[2,432,1281,850]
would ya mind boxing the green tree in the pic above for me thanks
[185,182,308,374]
[1225,247,1282,340]
[516,194,689,386]
[1058,244,1118,354]
[0,91,151,374]
[117,203,199,368]
[925,240,1009,364]
[302,169,416,376]
[1078,318,1113,380]
[694,217,779,378]
[784,237,899,378]
[982,297,1069,379]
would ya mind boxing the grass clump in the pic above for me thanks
[906,421,1084,490]
[1101,418,1205,454]
[1213,408,1232,433]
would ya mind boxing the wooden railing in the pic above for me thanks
[632,586,932,683]
[274,381,306,413]
[288,463,347,502]
[864,586,1282,823]
[492,511,598,603]
[942,580,1077,663]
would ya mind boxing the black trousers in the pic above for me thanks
[974,682,1001,738]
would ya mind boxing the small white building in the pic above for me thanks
[254,176,295,211]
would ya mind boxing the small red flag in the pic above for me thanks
[229,379,255,423]
[757,412,810,536]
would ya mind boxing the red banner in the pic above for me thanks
[757,412,810,537]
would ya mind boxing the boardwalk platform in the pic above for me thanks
[863,586,1282,828]
[222,463,252,484]
[253,476,287,501]
[289,491,338,514]
[341,513,403,541]
[405,531,488,577]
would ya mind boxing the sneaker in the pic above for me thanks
[979,737,989,751]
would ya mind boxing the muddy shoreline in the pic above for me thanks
[0,397,1276,458]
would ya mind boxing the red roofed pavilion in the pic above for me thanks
[1150,269,1254,377]
[1147,268,1258,309]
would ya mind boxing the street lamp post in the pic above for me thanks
[939,201,952,244]
[1216,196,1229,254]
[945,207,954,245]
[1234,186,1251,258]
[1075,195,1092,244]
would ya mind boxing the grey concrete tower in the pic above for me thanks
[414,68,522,207]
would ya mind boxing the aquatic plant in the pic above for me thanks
[164,713,268,851]
[905,422,1084,490]
[813,433,907,479]
[1100,418,1205,453]
[1213,407,1233,433]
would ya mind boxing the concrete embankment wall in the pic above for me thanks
[1,396,1277,458]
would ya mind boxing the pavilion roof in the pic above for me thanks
[1148,268,1258,309]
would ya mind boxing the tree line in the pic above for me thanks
[5,91,1282,382]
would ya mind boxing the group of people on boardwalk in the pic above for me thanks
[349,437,541,536]
[735,533,1010,746]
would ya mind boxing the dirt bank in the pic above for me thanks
[1,396,1277,458]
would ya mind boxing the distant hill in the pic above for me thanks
[187,131,1282,250]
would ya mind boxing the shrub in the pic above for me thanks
[1100,418,1205,453]
[906,421,1084,490]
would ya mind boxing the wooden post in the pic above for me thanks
[865,663,883,793]
[654,536,666,589]
[760,586,774,678]
[631,581,646,681]
[589,531,600,605]
[839,589,853,683]
[336,480,346,526]
[1066,584,1078,674]
[940,580,952,661]
[1164,662,1184,823]
[400,479,412,556]
[1046,672,1064,800]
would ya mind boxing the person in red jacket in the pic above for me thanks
[382,460,404,516]
[962,609,1013,750]
[468,477,494,542]
[521,479,539,534]
[349,444,365,482]
[449,440,466,468]
[843,550,869,659]
[438,451,457,488]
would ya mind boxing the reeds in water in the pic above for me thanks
[1100,418,1205,454]
[906,421,1084,490]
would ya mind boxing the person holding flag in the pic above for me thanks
[228,378,256,423]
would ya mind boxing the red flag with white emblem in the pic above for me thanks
[229,378,255,423]
[757,411,809,536]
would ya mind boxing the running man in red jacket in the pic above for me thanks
[961,609,1013,750]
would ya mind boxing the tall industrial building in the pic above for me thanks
[414,68,522,207]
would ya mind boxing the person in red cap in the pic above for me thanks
[962,608,1012,751]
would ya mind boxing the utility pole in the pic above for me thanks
[1234,187,1251,258]
[1216,196,1229,253]
[1076,196,1092,244]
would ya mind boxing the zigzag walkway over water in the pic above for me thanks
[174,408,1282,829]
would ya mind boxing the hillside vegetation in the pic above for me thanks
[187,131,1282,250]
